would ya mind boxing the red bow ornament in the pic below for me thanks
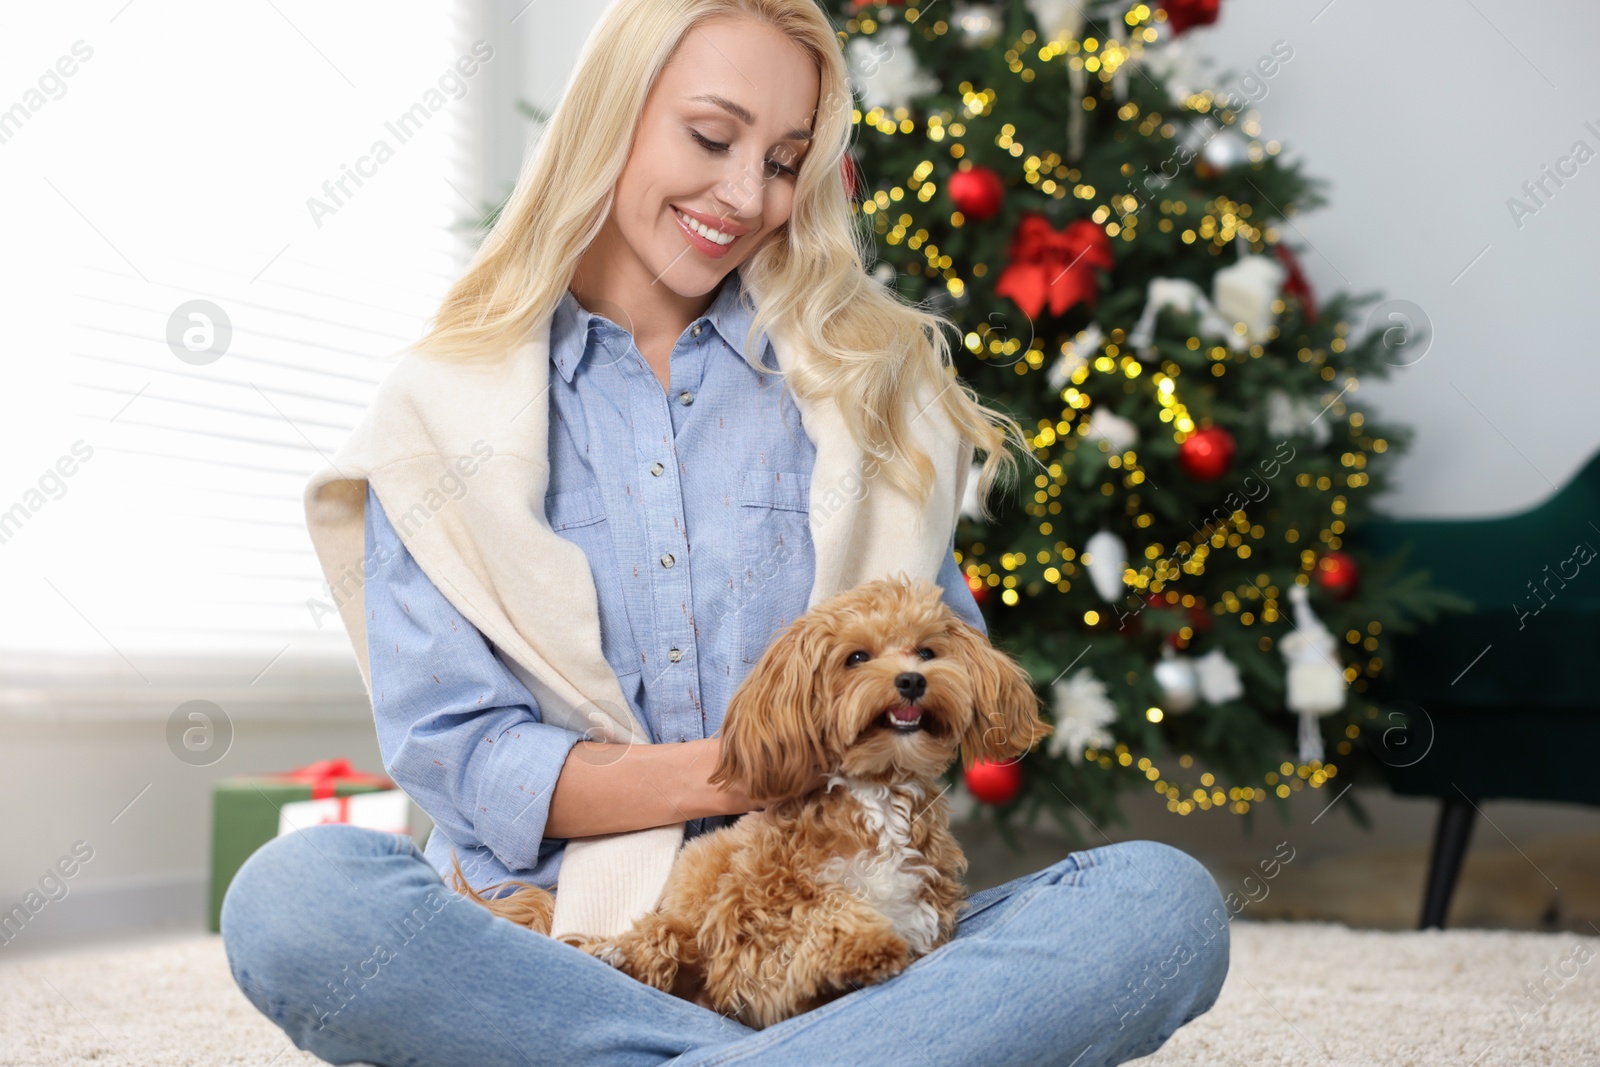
[1274,243,1318,322]
[272,758,392,800]
[270,758,394,825]
[994,213,1114,320]
[1161,0,1222,36]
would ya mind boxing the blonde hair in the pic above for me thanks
[415,0,1038,518]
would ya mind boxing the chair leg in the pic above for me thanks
[1419,795,1476,930]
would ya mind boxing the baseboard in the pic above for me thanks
[0,871,208,959]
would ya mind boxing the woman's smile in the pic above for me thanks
[674,205,742,257]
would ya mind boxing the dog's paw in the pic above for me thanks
[834,927,910,987]
[590,940,630,970]
[556,932,603,953]
[560,933,634,970]
[566,934,627,966]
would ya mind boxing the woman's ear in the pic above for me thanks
[948,621,1052,770]
[709,620,829,803]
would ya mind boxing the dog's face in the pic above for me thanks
[710,574,1052,801]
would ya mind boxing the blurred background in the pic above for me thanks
[2,0,1597,967]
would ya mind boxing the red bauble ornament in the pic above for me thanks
[1315,551,1360,600]
[841,154,863,202]
[1142,594,1214,648]
[966,573,990,606]
[964,757,1024,805]
[1177,426,1236,481]
[1274,244,1318,322]
[948,165,1005,222]
[1160,0,1222,35]
[1155,603,1214,648]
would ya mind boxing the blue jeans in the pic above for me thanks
[221,825,1228,1067]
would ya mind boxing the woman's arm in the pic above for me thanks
[364,484,584,865]
[362,487,749,865]
[936,529,988,636]
[546,735,756,838]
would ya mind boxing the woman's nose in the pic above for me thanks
[715,157,769,221]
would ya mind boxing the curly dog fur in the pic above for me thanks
[450,573,1052,1028]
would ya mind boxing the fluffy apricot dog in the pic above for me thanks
[451,573,1052,1029]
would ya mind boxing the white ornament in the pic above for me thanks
[1212,255,1287,346]
[1047,350,1085,392]
[1082,408,1140,457]
[1068,59,1088,161]
[1153,649,1200,714]
[871,262,896,286]
[1195,647,1244,704]
[1266,388,1332,448]
[1029,0,1091,157]
[1199,127,1252,175]
[1110,19,1130,105]
[1048,667,1118,763]
[959,461,987,521]
[1128,32,1202,105]
[846,26,939,112]
[1083,530,1130,603]
[1047,323,1104,391]
[1127,278,1238,358]
[1279,583,1348,764]
[1024,0,1085,44]
[953,4,1002,48]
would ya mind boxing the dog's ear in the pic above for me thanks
[709,619,829,803]
[947,620,1052,770]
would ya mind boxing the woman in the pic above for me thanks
[221,2,1229,1064]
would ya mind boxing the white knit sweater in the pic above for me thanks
[303,295,974,940]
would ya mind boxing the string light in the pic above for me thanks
[1084,745,1341,815]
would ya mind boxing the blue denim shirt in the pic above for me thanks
[363,267,986,894]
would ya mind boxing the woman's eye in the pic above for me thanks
[690,130,799,180]
[916,647,936,661]
[690,129,728,153]
[763,157,800,180]
[845,650,870,668]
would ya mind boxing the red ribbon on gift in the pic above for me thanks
[994,212,1114,320]
[271,758,392,801]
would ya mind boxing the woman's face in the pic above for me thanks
[603,16,820,297]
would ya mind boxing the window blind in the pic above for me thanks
[0,2,486,693]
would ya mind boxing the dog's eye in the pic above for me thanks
[845,650,870,668]
[916,647,936,661]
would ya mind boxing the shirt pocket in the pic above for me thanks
[736,469,815,665]
[545,482,608,532]
[543,481,643,690]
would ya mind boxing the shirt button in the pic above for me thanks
[691,323,703,338]
[668,647,683,663]
[678,391,695,406]
[660,553,675,568]
[650,461,665,477]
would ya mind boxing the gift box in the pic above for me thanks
[208,758,405,932]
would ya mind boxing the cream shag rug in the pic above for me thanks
[0,921,1595,1065]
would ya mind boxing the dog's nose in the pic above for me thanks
[894,671,926,702]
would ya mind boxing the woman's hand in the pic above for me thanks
[693,736,830,815]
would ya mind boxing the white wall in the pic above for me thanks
[1185,0,1600,518]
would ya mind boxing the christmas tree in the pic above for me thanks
[833,0,1469,836]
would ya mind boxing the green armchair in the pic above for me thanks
[1353,445,1600,928]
